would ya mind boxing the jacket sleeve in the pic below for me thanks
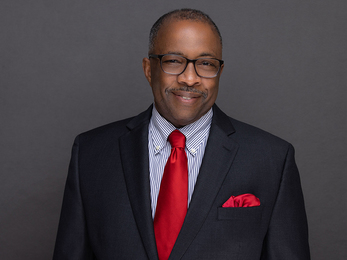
[261,144,311,260]
[53,136,94,260]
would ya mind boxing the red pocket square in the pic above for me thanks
[222,193,260,207]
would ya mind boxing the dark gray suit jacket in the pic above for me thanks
[53,104,310,259]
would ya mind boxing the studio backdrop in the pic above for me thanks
[1,0,346,259]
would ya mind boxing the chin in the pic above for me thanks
[172,115,199,127]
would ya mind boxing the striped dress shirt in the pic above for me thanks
[148,106,213,218]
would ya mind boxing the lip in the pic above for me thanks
[172,90,201,98]
[171,91,201,104]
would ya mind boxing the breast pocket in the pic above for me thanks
[217,206,263,240]
[217,206,263,222]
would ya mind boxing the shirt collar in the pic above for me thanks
[149,105,213,156]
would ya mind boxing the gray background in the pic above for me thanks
[1,0,346,259]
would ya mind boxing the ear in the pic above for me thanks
[142,57,152,85]
[219,63,224,76]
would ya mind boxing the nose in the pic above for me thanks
[177,62,201,86]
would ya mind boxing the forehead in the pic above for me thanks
[153,19,222,58]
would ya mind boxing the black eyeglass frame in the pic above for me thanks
[149,54,224,78]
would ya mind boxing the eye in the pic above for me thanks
[163,59,182,64]
[198,59,218,68]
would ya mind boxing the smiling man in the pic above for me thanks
[53,9,310,260]
[142,18,223,128]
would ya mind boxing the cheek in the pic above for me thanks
[150,70,163,93]
[203,81,219,99]
[151,79,168,104]
[151,74,176,96]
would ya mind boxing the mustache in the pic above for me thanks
[166,86,207,99]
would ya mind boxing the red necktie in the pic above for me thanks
[154,130,188,260]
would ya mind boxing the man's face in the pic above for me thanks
[143,19,223,128]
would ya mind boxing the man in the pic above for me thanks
[53,9,310,260]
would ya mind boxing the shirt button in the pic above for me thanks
[155,146,160,150]
[191,148,196,153]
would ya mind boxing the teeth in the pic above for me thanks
[182,96,192,100]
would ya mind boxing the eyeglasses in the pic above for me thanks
[149,54,224,78]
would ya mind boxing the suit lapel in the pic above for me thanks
[119,106,159,260]
[169,105,239,260]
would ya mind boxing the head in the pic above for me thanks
[142,9,224,128]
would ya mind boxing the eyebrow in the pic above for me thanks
[166,51,217,58]
[167,51,184,55]
[199,52,216,57]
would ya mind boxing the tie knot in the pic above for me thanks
[168,130,186,149]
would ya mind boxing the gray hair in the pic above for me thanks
[148,8,222,54]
